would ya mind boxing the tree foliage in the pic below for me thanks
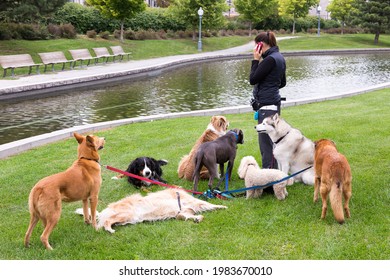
[352,0,390,44]
[278,0,319,34]
[168,0,227,38]
[87,0,146,41]
[0,0,67,23]
[327,0,356,34]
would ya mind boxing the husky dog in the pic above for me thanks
[255,114,314,185]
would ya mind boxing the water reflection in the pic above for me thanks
[0,53,389,144]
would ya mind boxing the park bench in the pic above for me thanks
[110,46,131,62]
[0,54,42,77]
[69,49,94,68]
[38,51,74,72]
[92,47,116,64]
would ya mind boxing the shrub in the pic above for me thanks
[99,31,110,40]
[124,29,136,40]
[53,3,118,34]
[61,23,76,39]
[47,24,63,38]
[0,24,15,40]
[87,30,97,38]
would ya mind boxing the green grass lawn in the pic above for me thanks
[0,89,389,260]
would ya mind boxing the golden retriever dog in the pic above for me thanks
[178,115,229,181]
[24,132,105,250]
[314,139,352,224]
[76,188,227,233]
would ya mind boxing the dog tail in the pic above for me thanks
[192,153,201,181]
[329,181,344,224]
[158,159,168,166]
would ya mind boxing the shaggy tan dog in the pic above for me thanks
[177,115,229,181]
[76,188,227,233]
[24,132,105,250]
[314,139,352,224]
[237,156,293,200]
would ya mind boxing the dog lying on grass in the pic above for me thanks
[112,157,168,189]
[24,132,105,250]
[75,188,227,233]
[314,139,352,224]
[238,156,293,200]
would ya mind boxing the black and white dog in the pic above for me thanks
[112,157,168,188]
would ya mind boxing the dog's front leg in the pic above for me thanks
[82,199,91,225]
[89,195,98,229]
[279,162,290,175]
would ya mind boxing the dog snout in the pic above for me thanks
[144,171,151,177]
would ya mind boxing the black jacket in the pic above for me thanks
[249,46,286,106]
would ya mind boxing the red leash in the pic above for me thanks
[104,165,203,195]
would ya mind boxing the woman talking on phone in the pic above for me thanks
[249,31,286,170]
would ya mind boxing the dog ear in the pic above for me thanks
[238,129,244,144]
[86,135,95,148]
[272,113,279,122]
[73,132,84,144]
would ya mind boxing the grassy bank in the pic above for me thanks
[1,34,389,77]
[0,89,389,260]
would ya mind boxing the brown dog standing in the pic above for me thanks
[24,132,105,250]
[314,139,352,224]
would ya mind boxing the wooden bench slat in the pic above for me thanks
[38,51,74,72]
[110,46,131,61]
[0,54,42,77]
[69,49,94,67]
[92,47,116,64]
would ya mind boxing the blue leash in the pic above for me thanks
[222,165,313,196]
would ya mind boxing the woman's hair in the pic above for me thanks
[254,31,277,47]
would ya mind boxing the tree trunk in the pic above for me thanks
[341,21,344,35]
[374,30,380,45]
[292,19,296,35]
[120,21,124,43]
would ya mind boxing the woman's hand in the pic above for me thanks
[253,46,262,61]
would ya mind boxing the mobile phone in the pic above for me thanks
[256,42,263,53]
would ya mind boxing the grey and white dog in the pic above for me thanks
[255,114,314,185]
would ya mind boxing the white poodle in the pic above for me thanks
[237,156,294,200]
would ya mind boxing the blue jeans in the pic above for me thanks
[257,106,281,169]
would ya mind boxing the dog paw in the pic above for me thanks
[105,227,115,234]
[111,176,119,180]
[194,215,204,223]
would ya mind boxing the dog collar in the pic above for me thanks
[274,132,289,144]
[80,157,100,164]
[229,131,239,141]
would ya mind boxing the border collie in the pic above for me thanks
[112,157,168,188]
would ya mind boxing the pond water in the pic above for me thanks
[0,53,389,145]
